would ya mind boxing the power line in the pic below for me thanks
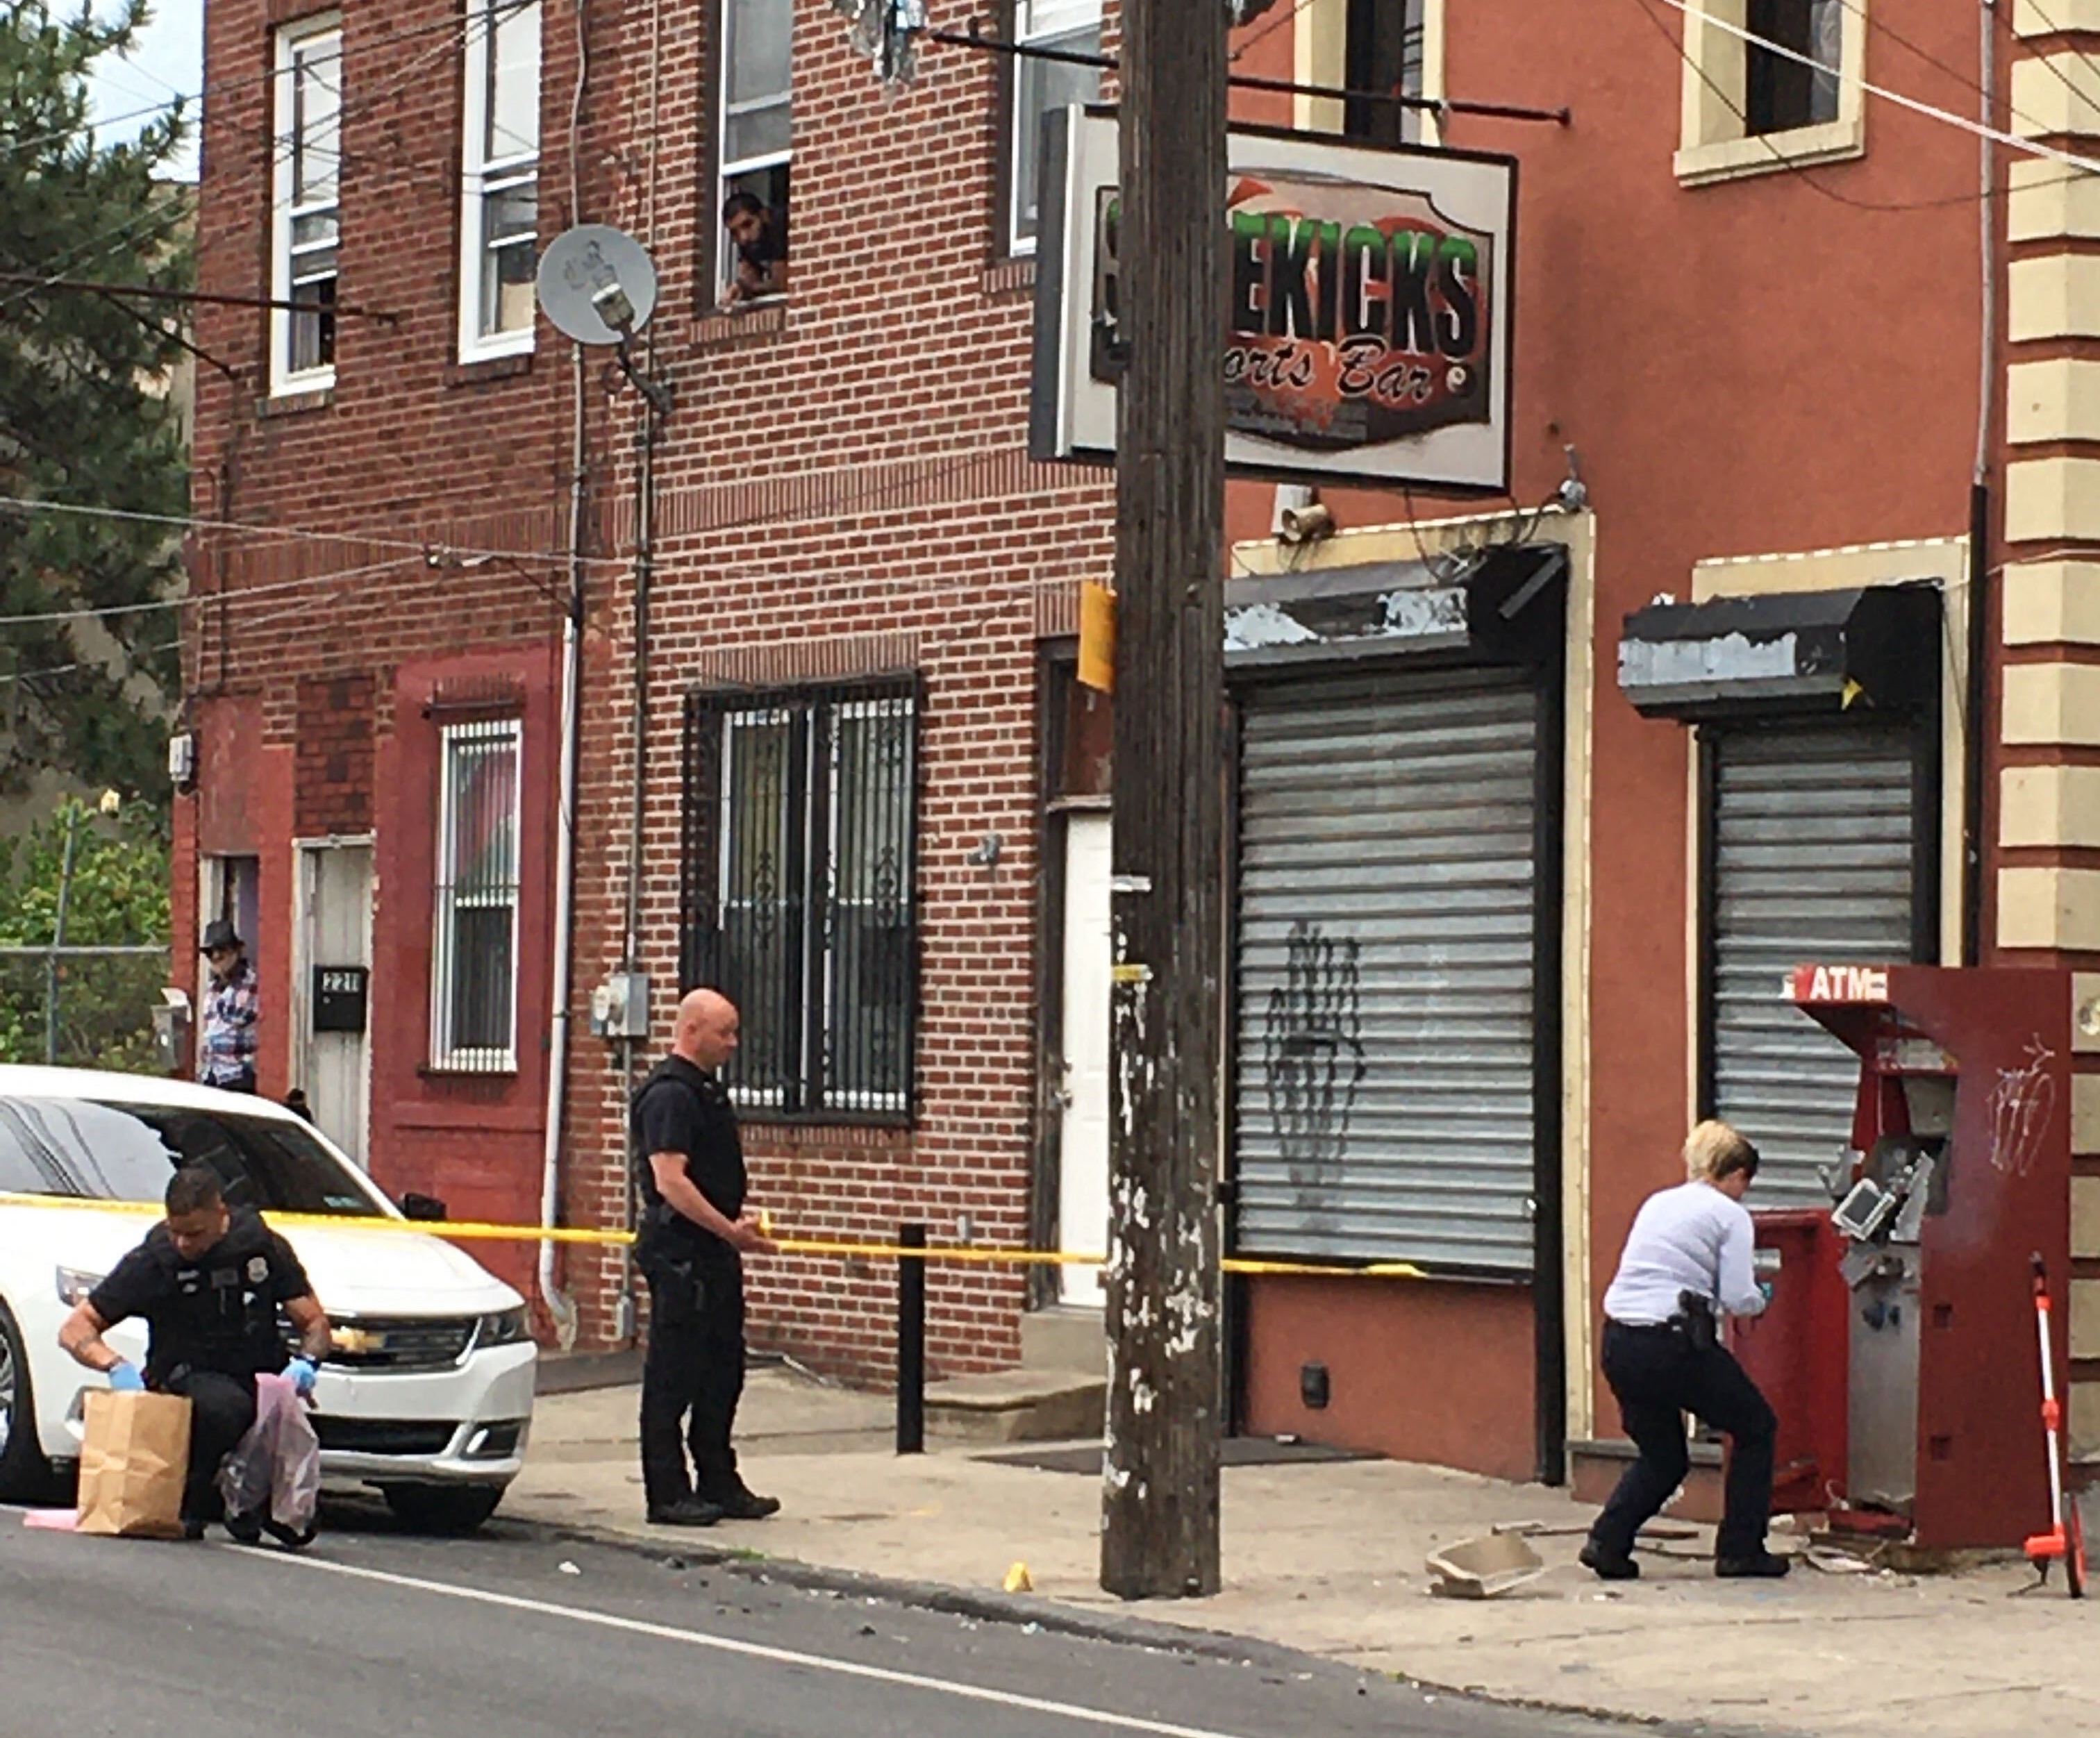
[0,640,181,686]
[0,555,419,629]
[0,273,401,324]
[1652,0,2100,178]
[0,2,537,162]
[0,496,603,574]
[1622,0,2088,213]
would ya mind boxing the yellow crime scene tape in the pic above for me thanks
[0,1191,1424,1280]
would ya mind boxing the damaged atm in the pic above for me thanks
[1731,963,2076,1551]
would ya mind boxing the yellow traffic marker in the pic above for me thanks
[1003,1561,1033,1594]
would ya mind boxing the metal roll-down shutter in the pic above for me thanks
[1706,721,1924,1206]
[1234,667,1541,1271]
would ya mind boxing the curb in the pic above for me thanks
[498,1507,1738,1734]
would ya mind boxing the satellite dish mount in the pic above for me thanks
[536,223,672,415]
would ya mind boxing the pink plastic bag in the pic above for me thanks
[217,1373,320,1537]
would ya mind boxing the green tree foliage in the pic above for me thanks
[0,792,170,1067]
[1,1,191,806]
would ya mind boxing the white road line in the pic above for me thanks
[253,1552,1255,1738]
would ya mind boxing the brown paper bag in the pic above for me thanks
[76,1389,192,1539]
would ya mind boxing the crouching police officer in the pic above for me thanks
[633,987,779,1528]
[58,1165,330,1540]
[1583,1120,1787,1582]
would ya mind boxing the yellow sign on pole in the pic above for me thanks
[1078,580,1117,692]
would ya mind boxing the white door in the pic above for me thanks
[298,842,374,1166]
[1058,813,1112,1306]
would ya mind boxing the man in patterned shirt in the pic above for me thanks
[197,918,259,1094]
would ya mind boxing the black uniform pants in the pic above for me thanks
[1589,1319,1778,1562]
[162,1369,258,1523]
[638,1252,745,1512]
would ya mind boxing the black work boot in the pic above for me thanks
[706,1484,781,1521]
[1578,1540,1640,1581]
[647,1496,724,1528]
[1715,1550,1792,1579]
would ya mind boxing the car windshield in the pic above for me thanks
[0,1096,380,1217]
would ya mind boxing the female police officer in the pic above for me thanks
[1581,1119,1788,1582]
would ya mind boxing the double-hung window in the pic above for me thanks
[431,717,523,1072]
[1676,0,1861,185]
[1343,0,1425,147]
[269,17,341,394]
[681,685,917,1119]
[715,0,792,302]
[460,0,542,359]
[1006,0,1102,256]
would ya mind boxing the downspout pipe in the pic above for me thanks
[537,349,585,1353]
[537,0,592,1349]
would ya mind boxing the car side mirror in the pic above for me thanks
[401,1192,449,1222]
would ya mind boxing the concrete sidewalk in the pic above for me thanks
[504,1369,2100,1736]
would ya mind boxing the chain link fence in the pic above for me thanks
[0,944,172,1072]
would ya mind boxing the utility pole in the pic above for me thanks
[1101,0,1228,1599]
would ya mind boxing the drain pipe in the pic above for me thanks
[536,349,586,1353]
[536,0,593,1351]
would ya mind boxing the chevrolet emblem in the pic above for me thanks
[331,1326,385,1355]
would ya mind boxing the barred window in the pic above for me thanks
[681,684,917,1119]
[431,717,522,1071]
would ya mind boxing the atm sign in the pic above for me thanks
[1790,964,1891,1005]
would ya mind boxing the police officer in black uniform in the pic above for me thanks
[59,1165,331,1539]
[632,987,780,1527]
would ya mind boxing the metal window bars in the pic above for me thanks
[430,717,523,1072]
[681,681,919,1121]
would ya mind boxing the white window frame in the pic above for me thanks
[430,717,524,1073]
[1006,0,1103,258]
[1674,0,1865,188]
[715,0,792,302]
[269,15,342,395]
[458,0,543,362]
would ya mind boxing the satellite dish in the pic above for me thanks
[535,224,660,346]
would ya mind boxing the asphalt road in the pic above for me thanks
[2,1506,1673,1738]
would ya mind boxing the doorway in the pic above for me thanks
[1057,811,1112,1305]
[295,839,374,1165]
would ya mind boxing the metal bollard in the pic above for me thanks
[897,1221,926,1455]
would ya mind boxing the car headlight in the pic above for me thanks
[476,1307,530,1348]
[56,1267,103,1307]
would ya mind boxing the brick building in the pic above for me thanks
[176,0,2100,1503]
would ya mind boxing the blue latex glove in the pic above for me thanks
[1758,1280,1776,1303]
[282,1355,319,1397]
[106,1361,146,1392]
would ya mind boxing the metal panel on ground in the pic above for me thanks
[1707,723,1922,1207]
[1235,668,1540,1271]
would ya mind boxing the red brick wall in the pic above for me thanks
[192,0,1308,1381]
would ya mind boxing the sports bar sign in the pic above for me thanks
[1029,109,1517,493]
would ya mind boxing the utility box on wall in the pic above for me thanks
[590,971,651,1040]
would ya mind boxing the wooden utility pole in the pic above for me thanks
[1100,0,1228,1600]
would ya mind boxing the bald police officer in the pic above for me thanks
[632,987,781,1528]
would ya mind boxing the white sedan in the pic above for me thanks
[0,1066,536,1534]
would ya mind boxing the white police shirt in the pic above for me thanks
[1602,1180,1767,1327]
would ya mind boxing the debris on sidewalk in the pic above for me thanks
[1003,1560,1034,1593]
[1425,1532,1547,1599]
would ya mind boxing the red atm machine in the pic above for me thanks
[1728,964,2074,1551]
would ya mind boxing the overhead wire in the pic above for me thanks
[1650,0,2100,176]
[1621,0,2094,212]
[0,2,538,161]
[0,496,604,571]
